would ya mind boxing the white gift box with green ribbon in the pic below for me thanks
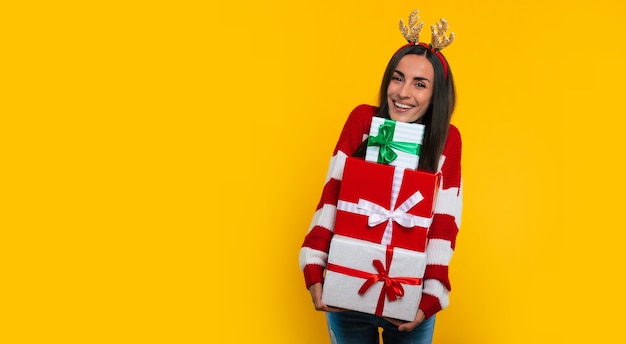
[365,117,425,170]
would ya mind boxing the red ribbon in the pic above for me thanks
[326,246,422,316]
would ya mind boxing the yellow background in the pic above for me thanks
[2,0,625,343]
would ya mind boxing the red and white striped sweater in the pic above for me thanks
[299,104,462,318]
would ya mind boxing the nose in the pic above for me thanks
[398,82,411,98]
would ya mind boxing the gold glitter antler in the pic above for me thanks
[399,9,424,43]
[430,18,455,51]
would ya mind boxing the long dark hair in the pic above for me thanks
[356,44,456,172]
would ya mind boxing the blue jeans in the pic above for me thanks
[326,311,435,344]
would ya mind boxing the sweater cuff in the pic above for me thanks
[419,294,443,319]
[303,264,325,289]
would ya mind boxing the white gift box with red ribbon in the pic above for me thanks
[322,235,427,321]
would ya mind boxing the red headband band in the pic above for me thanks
[395,42,449,80]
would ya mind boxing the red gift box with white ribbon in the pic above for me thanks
[334,157,440,252]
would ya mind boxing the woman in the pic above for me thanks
[299,11,462,344]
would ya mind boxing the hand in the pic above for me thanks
[308,283,346,312]
[383,309,426,332]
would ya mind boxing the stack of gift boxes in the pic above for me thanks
[321,117,441,321]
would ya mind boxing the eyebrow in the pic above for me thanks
[394,70,431,83]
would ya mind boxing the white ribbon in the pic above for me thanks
[336,190,432,230]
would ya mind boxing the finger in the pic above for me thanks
[398,323,416,332]
[325,306,347,313]
[382,317,405,327]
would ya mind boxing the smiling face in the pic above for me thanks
[386,54,435,123]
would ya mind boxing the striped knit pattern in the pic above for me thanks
[299,104,462,319]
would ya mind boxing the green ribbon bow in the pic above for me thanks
[367,119,421,164]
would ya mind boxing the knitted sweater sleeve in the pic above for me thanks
[298,104,374,288]
[418,124,463,318]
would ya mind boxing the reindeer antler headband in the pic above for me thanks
[398,9,454,79]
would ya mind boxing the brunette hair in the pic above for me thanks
[362,44,456,172]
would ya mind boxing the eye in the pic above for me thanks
[415,81,427,88]
[392,75,403,82]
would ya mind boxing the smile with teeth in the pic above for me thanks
[394,101,414,109]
